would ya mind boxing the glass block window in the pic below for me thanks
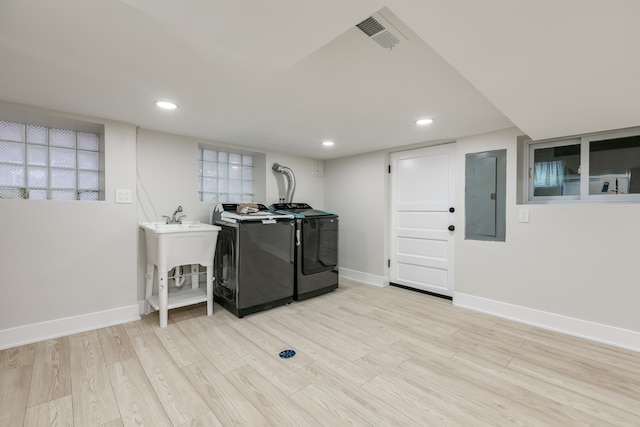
[198,147,253,202]
[0,120,102,200]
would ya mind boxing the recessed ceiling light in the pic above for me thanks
[322,140,335,147]
[415,118,433,126]
[154,100,178,110]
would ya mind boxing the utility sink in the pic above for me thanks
[140,221,217,233]
[139,221,221,327]
[140,221,220,267]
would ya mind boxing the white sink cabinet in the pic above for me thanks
[139,221,221,327]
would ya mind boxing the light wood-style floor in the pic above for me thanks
[1,278,639,426]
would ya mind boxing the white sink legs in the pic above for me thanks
[145,262,214,328]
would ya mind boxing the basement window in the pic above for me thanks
[525,128,640,203]
[0,119,104,200]
[198,147,254,202]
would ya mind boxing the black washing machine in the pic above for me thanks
[269,203,338,301]
[211,203,295,317]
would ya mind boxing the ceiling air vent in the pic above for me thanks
[356,13,406,51]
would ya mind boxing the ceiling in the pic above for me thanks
[1,0,638,160]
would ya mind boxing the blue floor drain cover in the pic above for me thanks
[279,349,296,359]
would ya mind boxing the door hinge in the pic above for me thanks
[388,165,391,174]
[388,259,391,268]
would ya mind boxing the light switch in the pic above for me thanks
[518,208,530,223]
[115,188,132,204]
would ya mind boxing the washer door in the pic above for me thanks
[301,217,338,274]
[214,226,236,301]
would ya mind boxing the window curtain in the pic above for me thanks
[534,160,565,188]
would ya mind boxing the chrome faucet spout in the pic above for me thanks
[171,206,183,223]
[163,206,185,224]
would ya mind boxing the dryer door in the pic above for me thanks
[301,217,338,274]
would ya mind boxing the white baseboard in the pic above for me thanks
[339,267,388,288]
[0,305,140,350]
[453,292,640,352]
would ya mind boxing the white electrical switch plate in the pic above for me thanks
[115,188,132,204]
[518,208,530,223]
[312,161,323,177]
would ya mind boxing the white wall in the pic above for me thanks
[136,128,326,301]
[326,127,640,349]
[136,129,325,223]
[0,122,326,348]
[454,128,640,335]
[265,151,325,208]
[0,102,139,348]
[4,103,637,350]
[325,151,388,284]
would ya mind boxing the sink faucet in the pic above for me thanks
[172,206,183,221]
[162,206,186,224]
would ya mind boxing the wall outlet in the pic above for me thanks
[312,161,323,177]
[115,188,132,204]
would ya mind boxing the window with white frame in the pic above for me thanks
[198,147,254,202]
[527,129,640,202]
[0,120,103,200]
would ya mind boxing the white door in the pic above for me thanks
[390,143,456,297]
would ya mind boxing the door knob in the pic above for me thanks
[449,207,455,213]
[448,225,455,231]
